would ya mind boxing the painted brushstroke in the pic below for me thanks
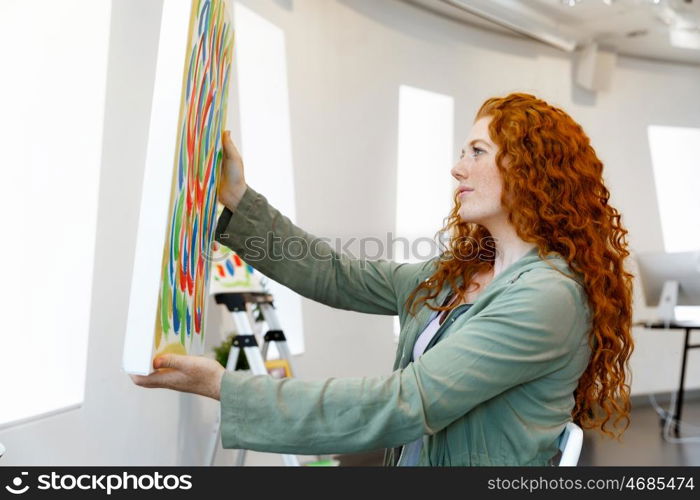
[155,0,233,355]
[207,203,262,293]
[210,240,257,289]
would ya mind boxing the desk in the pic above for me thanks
[635,321,700,436]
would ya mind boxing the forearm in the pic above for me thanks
[218,368,427,455]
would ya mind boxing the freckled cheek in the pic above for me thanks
[472,180,501,208]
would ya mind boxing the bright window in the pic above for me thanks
[394,85,455,338]
[647,125,700,321]
[647,125,700,253]
[0,0,111,427]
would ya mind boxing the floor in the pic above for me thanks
[334,397,700,466]
[578,396,700,466]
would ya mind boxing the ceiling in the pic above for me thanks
[402,0,700,66]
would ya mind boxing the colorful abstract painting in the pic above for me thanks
[209,241,264,293]
[208,203,264,294]
[154,0,234,358]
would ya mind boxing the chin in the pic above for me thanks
[458,209,479,223]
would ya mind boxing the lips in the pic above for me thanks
[458,187,474,195]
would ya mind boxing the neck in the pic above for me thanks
[484,218,537,278]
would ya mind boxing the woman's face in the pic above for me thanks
[451,116,505,225]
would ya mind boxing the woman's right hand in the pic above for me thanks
[219,130,247,210]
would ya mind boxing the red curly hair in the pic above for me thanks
[404,92,634,439]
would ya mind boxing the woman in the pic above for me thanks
[132,93,634,466]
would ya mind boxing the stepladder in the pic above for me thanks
[208,291,299,466]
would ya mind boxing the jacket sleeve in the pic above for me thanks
[214,185,431,315]
[218,269,592,455]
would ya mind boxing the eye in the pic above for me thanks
[470,147,485,158]
[460,147,486,160]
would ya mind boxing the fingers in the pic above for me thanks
[130,369,182,390]
[221,130,241,160]
[153,353,185,370]
[222,130,232,154]
[130,356,223,400]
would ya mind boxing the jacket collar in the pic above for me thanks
[395,246,575,370]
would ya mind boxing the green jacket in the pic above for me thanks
[214,185,592,466]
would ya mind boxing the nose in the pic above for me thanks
[451,158,468,181]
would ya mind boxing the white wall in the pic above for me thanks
[3,0,699,466]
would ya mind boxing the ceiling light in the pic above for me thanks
[442,0,579,51]
[670,27,700,49]
[653,3,700,49]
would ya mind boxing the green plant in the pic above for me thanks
[252,302,264,323]
[213,279,270,371]
[213,333,249,370]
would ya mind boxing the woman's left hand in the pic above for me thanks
[130,354,226,401]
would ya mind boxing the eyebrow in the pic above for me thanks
[461,139,491,155]
[469,139,491,149]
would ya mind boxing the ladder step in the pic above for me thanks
[264,329,286,342]
[214,292,276,312]
[232,335,258,348]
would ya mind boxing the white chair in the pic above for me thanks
[557,421,583,466]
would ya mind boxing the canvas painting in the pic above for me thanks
[124,0,234,374]
[209,241,264,294]
[208,205,264,295]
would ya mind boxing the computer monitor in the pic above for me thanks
[635,250,700,322]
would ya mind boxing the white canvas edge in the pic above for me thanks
[123,0,191,376]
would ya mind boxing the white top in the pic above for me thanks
[399,301,473,466]
[412,300,474,361]
[411,310,443,362]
